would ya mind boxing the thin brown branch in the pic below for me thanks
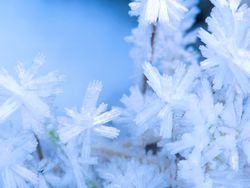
[35,134,44,160]
[142,23,158,94]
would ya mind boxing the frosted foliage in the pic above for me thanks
[1,0,250,188]
[199,0,250,93]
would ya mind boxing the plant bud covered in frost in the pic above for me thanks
[127,0,200,80]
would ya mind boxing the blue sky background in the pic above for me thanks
[0,0,135,108]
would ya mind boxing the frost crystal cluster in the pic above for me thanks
[1,0,250,187]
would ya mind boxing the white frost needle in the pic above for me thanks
[58,81,120,143]
[0,55,62,130]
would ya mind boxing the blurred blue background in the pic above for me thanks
[1,0,240,108]
[0,0,135,108]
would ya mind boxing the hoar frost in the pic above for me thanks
[1,0,250,188]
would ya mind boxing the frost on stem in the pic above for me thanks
[128,0,200,93]
[58,81,120,188]
[1,0,250,187]
[142,24,157,94]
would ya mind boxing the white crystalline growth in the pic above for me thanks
[154,0,200,70]
[0,132,38,188]
[58,81,120,188]
[97,158,168,188]
[142,62,199,139]
[129,0,188,25]
[58,80,120,144]
[0,55,63,132]
[199,0,250,93]
[119,86,163,142]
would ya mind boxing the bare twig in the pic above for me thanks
[34,134,44,160]
[142,23,158,94]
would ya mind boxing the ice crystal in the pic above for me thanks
[199,0,250,93]
[1,0,250,187]
[58,81,120,188]
[0,55,62,133]
[129,0,187,25]
[142,62,199,138]
[58,81,120,143]
[0,132,37,188]
[98,158,168,188]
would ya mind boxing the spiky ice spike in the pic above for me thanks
[142,62,199,138]
[0,132,38,188]
[199,0,250,94]
[58,80,120,143]
[0,55,63,133]
[58,81,120,188]
[82,80,102,113]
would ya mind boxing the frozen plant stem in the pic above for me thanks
[35,134,44,160]
[142,23,158,94]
